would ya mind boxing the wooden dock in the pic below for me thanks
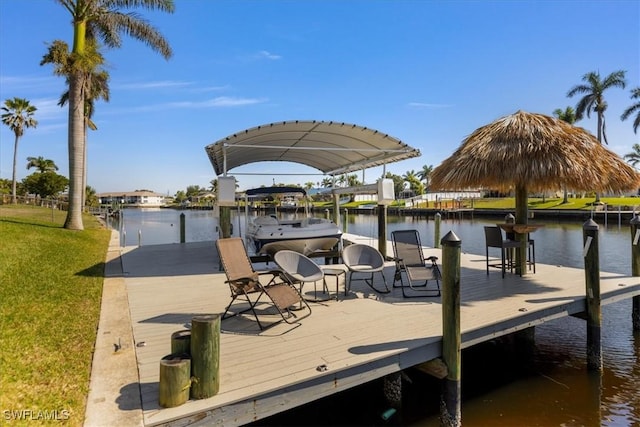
[118,233,640,426]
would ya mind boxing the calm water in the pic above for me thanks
[108,208,639,426]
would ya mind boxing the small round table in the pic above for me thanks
[321,267,346,300]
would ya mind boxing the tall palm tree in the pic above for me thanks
[1,97,38,204]
[568,70,626,203]
[624,143,640,169]
[47,0,174,230]
[553,107,577,203]
[621,87,640,134]
[58,65,110,209]
[26,156,59,173]
[567,70,627,145]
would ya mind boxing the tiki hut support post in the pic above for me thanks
[514,185,529,275]
[583,219,602,371]
[440,231,462,427]
[631,215,640,331]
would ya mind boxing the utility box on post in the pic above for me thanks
[217,176,236,206]
[377,178,395,205]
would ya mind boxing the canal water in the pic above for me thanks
[108,208,639,426]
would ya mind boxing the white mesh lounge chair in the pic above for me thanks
[342,244,390,295]
[274,250,328,302]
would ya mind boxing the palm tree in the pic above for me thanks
[568,70,626,203]
[61,67,110,209]
[1,97,38,204]
[624,143,640,169]
[553,107,577,203]
[567,70,627,145]
[621,87,640,134]
[417,164,433,190]
[402,170,424,196]
[85,185,98,207]
[46,0,174,230]
[26,156,59,173]
[346,174,361,187]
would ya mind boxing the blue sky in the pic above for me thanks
[1,0,638,195]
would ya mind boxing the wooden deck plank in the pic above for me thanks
[119,236,640,426]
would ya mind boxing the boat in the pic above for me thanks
[243,186,343,252]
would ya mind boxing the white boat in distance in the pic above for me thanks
[243,186,342,252]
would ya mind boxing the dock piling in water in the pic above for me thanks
[583,219,602,371]
[440,230,462,426]
[631,215,640,331]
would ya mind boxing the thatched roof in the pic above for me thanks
[430,110,640,193]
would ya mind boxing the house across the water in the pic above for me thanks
[98,190,169,207]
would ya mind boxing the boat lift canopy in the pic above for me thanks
[205,120,421,177]
[245,186,306,197]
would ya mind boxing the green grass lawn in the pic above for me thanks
[0,205,110,426]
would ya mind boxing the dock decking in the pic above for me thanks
[115,233,640,426]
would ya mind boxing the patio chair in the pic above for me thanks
[274,250,329,302]
[216,238,311,330]
[484,226,522,278]
[342,243,390,295]
[391,230,441,297]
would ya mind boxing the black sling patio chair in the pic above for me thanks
[391,229,441,298]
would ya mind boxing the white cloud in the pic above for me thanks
[105,96,268,114]
[256,50,282,60]
[174,96,268,108]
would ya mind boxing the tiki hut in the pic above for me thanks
[430,110,640,274]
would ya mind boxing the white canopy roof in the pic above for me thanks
[205,120,420,177]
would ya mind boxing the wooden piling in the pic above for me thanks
[158,353,191,408]
[179,212,186,243]
[343,208,348,233]
[171,330,191,355]
[440,230,462,427]
[583,219,602,371]
[382,371,402,417]
[378,204,388,258]
[190,314,221,399]
[434,213,441,249]
[631,215,640,331]
[219,207,231,238]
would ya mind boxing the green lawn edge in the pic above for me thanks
[0,205,110,426]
